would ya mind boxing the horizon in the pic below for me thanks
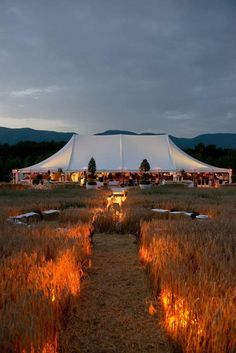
[0,125,236,140]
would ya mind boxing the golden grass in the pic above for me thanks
[0,222,93,353]
[1,185,236,352]
[0,187,109,220]
[139,213,236,353]
[92,207,154,234]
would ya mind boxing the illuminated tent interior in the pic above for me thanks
[18,134,230,174]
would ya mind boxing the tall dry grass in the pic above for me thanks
[92,207,154,234]
[0,186,109,221]
[0,222,93,353]
[59,205,155,234]
[139,215,236,353]
[128,185,235,216]
[1,184,235,352]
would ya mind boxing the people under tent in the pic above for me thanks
[12,134,232,186]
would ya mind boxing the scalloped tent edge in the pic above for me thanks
[17,134,231,174]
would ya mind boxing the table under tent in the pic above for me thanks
[12,134,232,186]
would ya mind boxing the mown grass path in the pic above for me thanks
[63,233,173,353]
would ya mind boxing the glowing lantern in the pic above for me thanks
[107,190,127,210]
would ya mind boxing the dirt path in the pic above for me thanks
[62,233,173,353]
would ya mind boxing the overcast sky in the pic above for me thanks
[0,0,235,137]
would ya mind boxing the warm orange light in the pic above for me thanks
[139,246,153,263]
[168,315,176,329]
[162,293,170,310]
[148,303,157,316]
[51,289,55,302]
[160,289,203,335]
[107,191,127,209]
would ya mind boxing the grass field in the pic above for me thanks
[138,186,236,353]
[0,184,235,352]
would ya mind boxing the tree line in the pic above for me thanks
[0,141,65,181]
[185,143,236,173]
[0,141,235,182]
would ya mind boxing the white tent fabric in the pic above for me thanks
[20,134,230,173]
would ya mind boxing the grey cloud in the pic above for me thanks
[0,0,235,136]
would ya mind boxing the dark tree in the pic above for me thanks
[0,140,66,182]
[88,157,96,178]
[139,159,151,183]
[139,159,151,173]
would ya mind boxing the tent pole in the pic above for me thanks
[229,169,232,184]
[12,170,16,184]
[15,170,19,184]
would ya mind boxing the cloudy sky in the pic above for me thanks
[0,0,235,137]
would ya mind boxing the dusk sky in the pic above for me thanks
[0,0,236,137]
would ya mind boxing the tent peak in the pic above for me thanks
[18,134,231,174]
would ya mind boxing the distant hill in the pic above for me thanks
[0,127,74,145]
[170,134,236,149]
[97,130,236,149]
[96,130,137,136]
[0,127,235,149]
[96,129,161,136]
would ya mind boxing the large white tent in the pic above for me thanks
[18,134,230,174]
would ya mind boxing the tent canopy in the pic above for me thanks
[19,134,230,173]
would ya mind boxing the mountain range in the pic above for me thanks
[0,127,73,145]
[0,127,235,149]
